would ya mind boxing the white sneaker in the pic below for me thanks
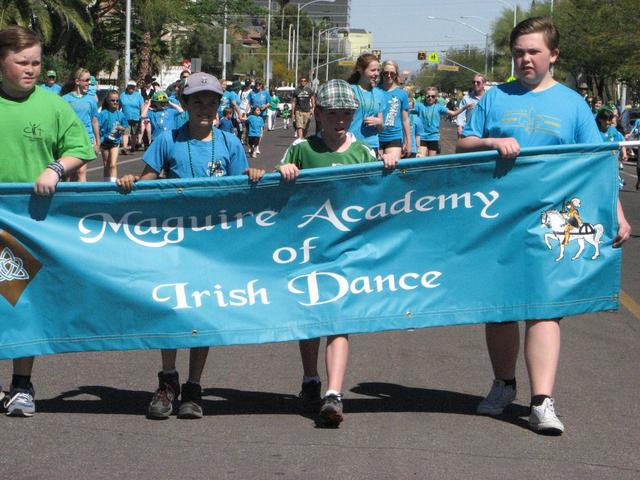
[251,152,257,158]
[256,146,261,154]
[0,386,4,403]
[529,397,564,434]
[477,379,516,416]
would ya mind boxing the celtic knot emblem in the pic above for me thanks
[0,247,30,282]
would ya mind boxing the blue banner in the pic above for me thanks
[0,144,621,359]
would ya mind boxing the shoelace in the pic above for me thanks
[4,392,32,408]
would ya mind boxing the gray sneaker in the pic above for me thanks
[319,394,343,427]
[5,384,35,417]
[148,371,180,419]
[529,397,564,435]
[477,379,516,416]
[177,382,203,419]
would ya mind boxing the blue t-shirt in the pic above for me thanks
[98,109,128,145]
[600,126,624,143]
[414,102,449,141]
[378,86,409,142]
[62,92,98,142]
[248,90,271,116]
[349,84,384,149]
[219,117,235,133]
[219,90,240,117]
[409,113,424,154]
[40,83,61,95]
[246,115,265,137]
[463,81,602,146]
[119,91,145,122]
[148,107,179,136]
[143,124,248,179]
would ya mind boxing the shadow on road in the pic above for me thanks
[35,382,530,430]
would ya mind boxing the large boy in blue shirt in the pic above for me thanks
[457,16,631,435]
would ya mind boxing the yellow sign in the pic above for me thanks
[338,60,356,67]
[428,52,439,63]
[436,64,460,72]
[506,75,517,82]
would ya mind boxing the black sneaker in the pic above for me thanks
[147,371,180,419]
[298,380,321,413]
[319,394,343,427]
[177,382,203,419]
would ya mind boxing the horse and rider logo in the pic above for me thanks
[540,197,604,262]
[0,230,42,306]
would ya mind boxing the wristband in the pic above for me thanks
[46,161,65,180]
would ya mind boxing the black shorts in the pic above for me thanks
[248,136,260,146]
[379,139,403,149]
[100,140,119,150]
[420,140,441,153]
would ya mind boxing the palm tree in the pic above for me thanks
[0,0,93,45]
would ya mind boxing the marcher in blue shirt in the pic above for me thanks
[218,107,236,134]
[458,16,631,436]
[246,106,265,158]
[61,67,100,181]
[117,72,263,421]
[218,81,242,120]
[347,53,384,152]
[377,60,411,163]
[596,108,628,187]
[40,70,61,94]
[248,82,271,119]
[141,90,183,141]
[98,90,128,181]
[414,86,468,156]
[118,81,145,154]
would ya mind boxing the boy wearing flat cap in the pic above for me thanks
[278,79,397,427]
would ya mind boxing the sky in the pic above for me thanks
[349,0,534,74]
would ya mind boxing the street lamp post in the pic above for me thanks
[427,16,489,76]
[124,0,131,83]
[266,1,271,87]
[316,27,341,82]
[295,0,336,82]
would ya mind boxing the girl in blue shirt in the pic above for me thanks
[377,60,411,163]
[118,72,263,421]
[246,106,265,158]
[141,91,183,142]
[61,68,100,181]
[347,53,384,154]
[98,90,128,181]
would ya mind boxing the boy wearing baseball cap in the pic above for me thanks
[278,79,397,427]
[118,72,263,420]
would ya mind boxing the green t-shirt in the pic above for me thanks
[0,86,95,182]
[268,95,280,111]
[281,133,377,169]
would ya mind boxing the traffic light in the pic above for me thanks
[417,51,426,61]
[372,49,382,59]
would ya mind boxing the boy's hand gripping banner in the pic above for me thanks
[0,144,621,359]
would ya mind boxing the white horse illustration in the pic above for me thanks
[540,209,604,261]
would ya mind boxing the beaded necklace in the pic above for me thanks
[187,126,222,178]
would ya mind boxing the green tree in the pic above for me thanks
[0,0,93,48]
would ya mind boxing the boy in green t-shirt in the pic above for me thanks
[278,79,397,426]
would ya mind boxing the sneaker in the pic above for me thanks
[529,397,564,434]
[319,394,343,427]
[477,379,516,416]
[298,380,321,412]
[177,382,203,419]
[5,384,35,417]
[148,371,180,419]
[251,152,257,158]
[0,385,4,403]
[256,146,261,154]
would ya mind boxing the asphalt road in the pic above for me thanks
[3,119,639,479]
